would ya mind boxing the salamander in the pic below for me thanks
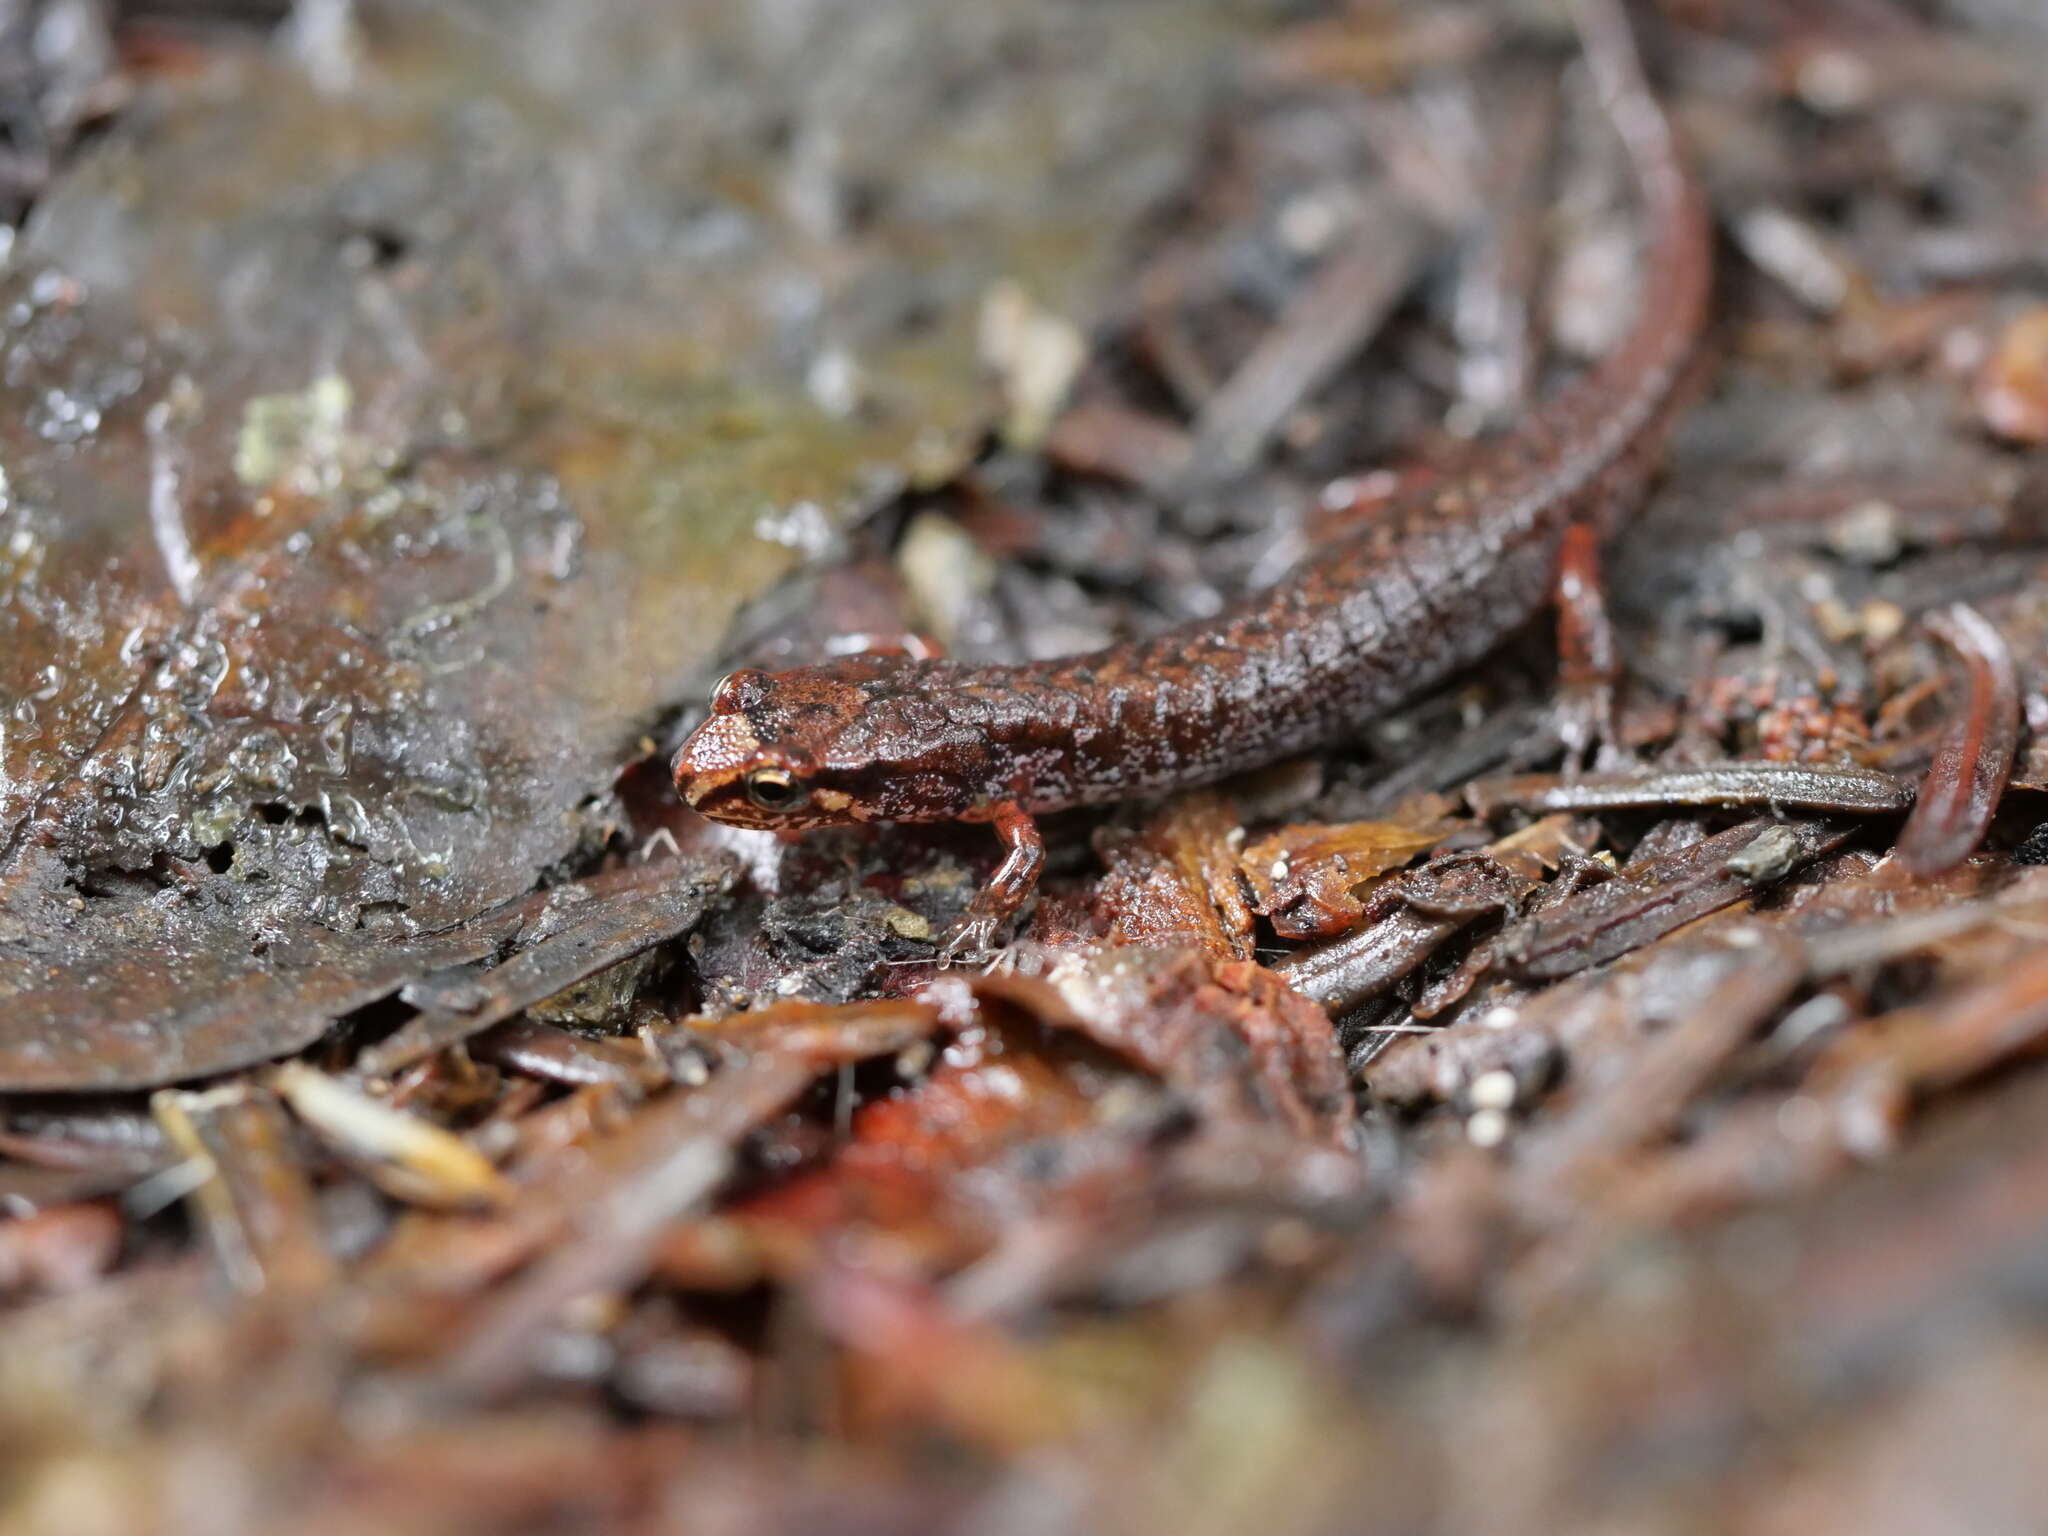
[673,0,1714,955]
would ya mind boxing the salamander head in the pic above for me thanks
[672,660,990,830]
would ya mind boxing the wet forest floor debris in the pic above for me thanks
[7,1,2048,1532]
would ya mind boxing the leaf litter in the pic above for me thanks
[7,2,2048,1532]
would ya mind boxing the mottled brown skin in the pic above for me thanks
[675,0,1714,954]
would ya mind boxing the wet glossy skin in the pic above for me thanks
[675,0,1714,954]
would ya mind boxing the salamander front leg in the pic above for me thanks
[939,799,1045,960]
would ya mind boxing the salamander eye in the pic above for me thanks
[744,766,808,812]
